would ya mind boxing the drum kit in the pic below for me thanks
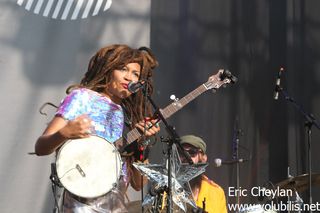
[239,173,320,213]
[275,173,320,193]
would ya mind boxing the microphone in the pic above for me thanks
[213,158,249,167]
[128,80,145,93]
[273,67,284,100]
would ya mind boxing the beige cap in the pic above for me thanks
[180,135,206,153]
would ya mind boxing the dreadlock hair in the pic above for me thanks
[67,44,158,127]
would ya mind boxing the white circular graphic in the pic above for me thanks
[16,0,112,20]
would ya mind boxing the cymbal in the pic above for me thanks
[276,173,320,192]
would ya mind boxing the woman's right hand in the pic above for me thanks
[59,115,93,139]
[35,114,93,155]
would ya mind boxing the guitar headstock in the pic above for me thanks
[204,69,236,91]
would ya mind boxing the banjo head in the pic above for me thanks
[56,135,122,198]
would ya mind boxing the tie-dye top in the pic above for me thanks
[56,88,124,143]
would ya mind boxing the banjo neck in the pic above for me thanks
[123,84,207,146]
[120,70,232,149]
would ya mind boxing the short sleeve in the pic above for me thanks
[56,89,89,121]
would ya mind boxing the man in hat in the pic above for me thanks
[180,135,227,213]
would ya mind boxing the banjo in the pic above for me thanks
[55,70,235,198]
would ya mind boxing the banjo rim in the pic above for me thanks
[55,135,123,198]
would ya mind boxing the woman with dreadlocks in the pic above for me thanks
[35,44,160,212]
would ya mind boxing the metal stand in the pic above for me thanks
[50,163,62,213]
[277,86,320,212]
[306,123,313,209]
[233,127,241,208]
[142,87,193,213]
[232,118,245,212]
[140,79,150,213]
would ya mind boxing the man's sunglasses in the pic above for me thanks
[184,148,202,157]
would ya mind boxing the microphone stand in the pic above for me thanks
[277,85,320,212]
[140,79,150,213]
[232,127,241,208]
[141,86,193,213]
[232,118,243,211]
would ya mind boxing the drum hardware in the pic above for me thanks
[275,173,320,193]
[273,68,320,212]
[294,190,303,206]
[245,177,311,213]
[273,173,318,212]
[289,190,304,213]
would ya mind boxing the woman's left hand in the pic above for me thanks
[135,117,160,137]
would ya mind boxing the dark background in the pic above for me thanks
[149,0,320,208]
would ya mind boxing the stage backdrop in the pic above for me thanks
[149,0,320,209]
[1,1,320,213]
[0,0,151,212]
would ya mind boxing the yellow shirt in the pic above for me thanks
[196,175,227,213]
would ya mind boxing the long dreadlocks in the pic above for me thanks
[67,44,158,127]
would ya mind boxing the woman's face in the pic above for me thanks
[104,62,141,103]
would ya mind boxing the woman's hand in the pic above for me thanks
[59,115,93,139]
[130,118,159,189]
[135,117,160,137]
[35,114,93,155]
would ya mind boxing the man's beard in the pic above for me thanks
[190,174,203,190]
